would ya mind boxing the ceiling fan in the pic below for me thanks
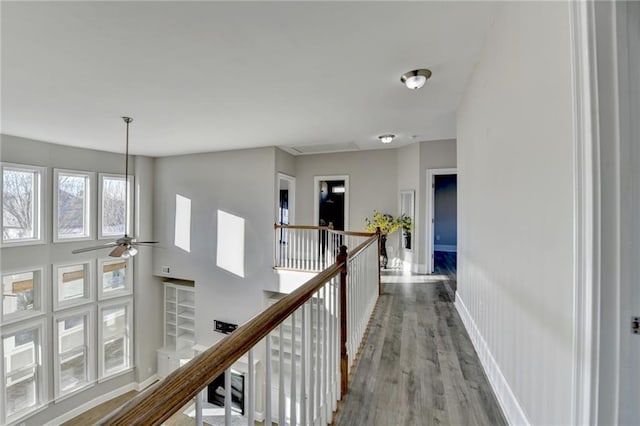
[72,116,158,258]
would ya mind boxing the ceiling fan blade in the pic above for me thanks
[131,241,159,245]
[72,242,117,254]
[109,245,127,257]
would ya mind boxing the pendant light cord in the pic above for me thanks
[122,116,132,237]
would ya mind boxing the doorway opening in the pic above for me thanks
[277,173,295,226]
[313,175,349,231]
[427,168,457,275]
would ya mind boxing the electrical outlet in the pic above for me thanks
[161,266,170,274]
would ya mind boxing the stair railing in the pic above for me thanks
[99,232,380,426]
[274,224,375,272]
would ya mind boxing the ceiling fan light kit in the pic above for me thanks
[72,116,158,258]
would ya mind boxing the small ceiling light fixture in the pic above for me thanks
[400,69,432,90]
[378,134,396,144]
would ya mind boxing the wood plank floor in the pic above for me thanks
[334,271,506,426]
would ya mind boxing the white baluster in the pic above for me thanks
[266,336,272,426]
[309,294,316,425]
[225,368,231,426]
[279,324,285,425]
[291,312,297,426]
[301,303,308,426]
[248,349,255,426]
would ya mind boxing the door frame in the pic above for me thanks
[426,168,457,274]
[313,175,349,230]
[276,173,295,225]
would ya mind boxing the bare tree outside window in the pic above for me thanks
[57,173,88,238]
[2,168,35,241]
[101,176,127,236]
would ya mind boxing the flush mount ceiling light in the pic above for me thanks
[378,134,396,144]
[400,69,432,90]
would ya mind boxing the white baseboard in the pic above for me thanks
[434,244,457,252]
[45,382,137,425]
[137,374,159,391]
[45,375,158,425]
[454,294,530,426]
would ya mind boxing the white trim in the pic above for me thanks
[454,293,529,426]
[399,189,415,253]
[0,266,47,325]
[426,168,457,274]
[53,168,95,243]
[313,175,349,230]
[44,381,138,426]
[1,317,48,425]
[52,260,94,311]
[568,1,601,425]
[97,257,133,300]
[136,373,158,391]
[98,298,134,380]
[52,305,96,400]
[0,162,47,247]
[276,173,295,225]
[98,173,134,240]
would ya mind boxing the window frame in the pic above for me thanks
[0,317,47,425]
[97,257,133,300]
[53,306,95,400]
[98,173,133,240]
[1,267,46,325]
[53,169,95,243]
[52,261,94,311]
[1,162,47,247]
[98,299,133,381]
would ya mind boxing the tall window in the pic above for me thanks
[99,301,132,379]
[54,308,93,398]
[1,319,46,424]
[1,163,45,245]
[54,169,93,241]
[1,269,44,324]
[99,174,132,239]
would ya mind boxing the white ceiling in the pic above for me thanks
[1,1,497,157]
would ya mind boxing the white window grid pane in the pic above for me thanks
[1,268,44,324]
[99,300,132,379]
[1,319,46,424]
[53,262,94,311]
[54,169,94,242]
[1,163,45,246]
[98,258,132,300]
[53,307,94,400]
[98,174,132,239]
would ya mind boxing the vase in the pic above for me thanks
[380,234,388,268]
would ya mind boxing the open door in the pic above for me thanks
[427,168,457,275]
[314,175,349,231]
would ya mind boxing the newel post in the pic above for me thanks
[336,244,349,397]
[376,227,382,295]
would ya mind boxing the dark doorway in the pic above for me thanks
[318,180,345,230]
[433,174,457,275]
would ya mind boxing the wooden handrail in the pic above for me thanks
[100,234,379,425]
[274,223,376,238]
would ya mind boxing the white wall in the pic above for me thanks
[294,149,398,257]
[418,139,457,273]
[153,147,277,347]
[456,2,574,425]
